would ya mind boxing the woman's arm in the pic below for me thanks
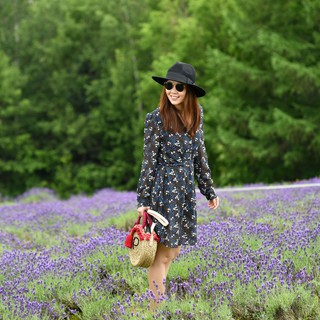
[137,112,160,208]
[194,110,218,202]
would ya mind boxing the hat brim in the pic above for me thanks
[152,76,206,97]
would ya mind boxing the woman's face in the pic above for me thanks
[164,80,186,110]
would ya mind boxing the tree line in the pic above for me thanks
[0,0,319,197]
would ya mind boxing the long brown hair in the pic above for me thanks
[159,86,201,138]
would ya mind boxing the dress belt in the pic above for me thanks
[158,161,193,168]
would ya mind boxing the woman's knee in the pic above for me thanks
[156,245,180,264]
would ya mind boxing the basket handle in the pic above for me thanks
[147,209,169,226]
[133,212,154,228]
[145,212,154,227]
[142,211,148,228]
[149,221,157,246]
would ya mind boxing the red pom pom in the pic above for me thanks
[124,234,133,248]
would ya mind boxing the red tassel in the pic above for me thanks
[124,234,133,248]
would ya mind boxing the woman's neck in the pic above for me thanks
[173,103,183,112]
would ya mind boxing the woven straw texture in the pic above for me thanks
[129,231,158,268]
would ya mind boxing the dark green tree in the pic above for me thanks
[0,51,41,195]
[193,0,320,185]
[0,0,151,196]
[1,0,319,196]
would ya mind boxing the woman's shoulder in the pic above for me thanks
[147,107,160,117]
[145,107,162,124]
[198,104,204,122]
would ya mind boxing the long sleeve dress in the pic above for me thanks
[137,106,217,248]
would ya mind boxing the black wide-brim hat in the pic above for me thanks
[152,61,206,97]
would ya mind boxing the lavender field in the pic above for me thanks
[0,179,319,320]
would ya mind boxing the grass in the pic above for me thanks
[264,287,320,319]
[66,222,93,237]
[169,254,203,280]
[105,210,137,231]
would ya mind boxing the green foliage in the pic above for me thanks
[106,210,137,231]
[264,287,320,319]
[199,0,320,185]
[0,50,42,195]
[0,0,319,196]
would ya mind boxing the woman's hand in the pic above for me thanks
[208,197,219,210]
[137,206,150,217]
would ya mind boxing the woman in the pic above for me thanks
[137,61,219,306]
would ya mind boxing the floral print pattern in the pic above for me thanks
[137,106,217,248]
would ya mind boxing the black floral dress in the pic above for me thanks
[137,106,217,248]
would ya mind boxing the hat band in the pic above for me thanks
[165,71,194,85]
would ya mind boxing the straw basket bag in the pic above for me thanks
[124,210,169,268]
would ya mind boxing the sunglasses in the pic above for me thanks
[164,81,185,92]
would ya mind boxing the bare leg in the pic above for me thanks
[148,243,180,309]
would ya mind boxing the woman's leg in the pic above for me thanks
[164,245,181,277]
[148,243,180,306]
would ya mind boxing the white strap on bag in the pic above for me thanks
[147,209,169,226]
[149,222,156,246]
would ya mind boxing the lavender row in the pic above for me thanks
[0,180,319,319]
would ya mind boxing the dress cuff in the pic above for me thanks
[206,193,217,201]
